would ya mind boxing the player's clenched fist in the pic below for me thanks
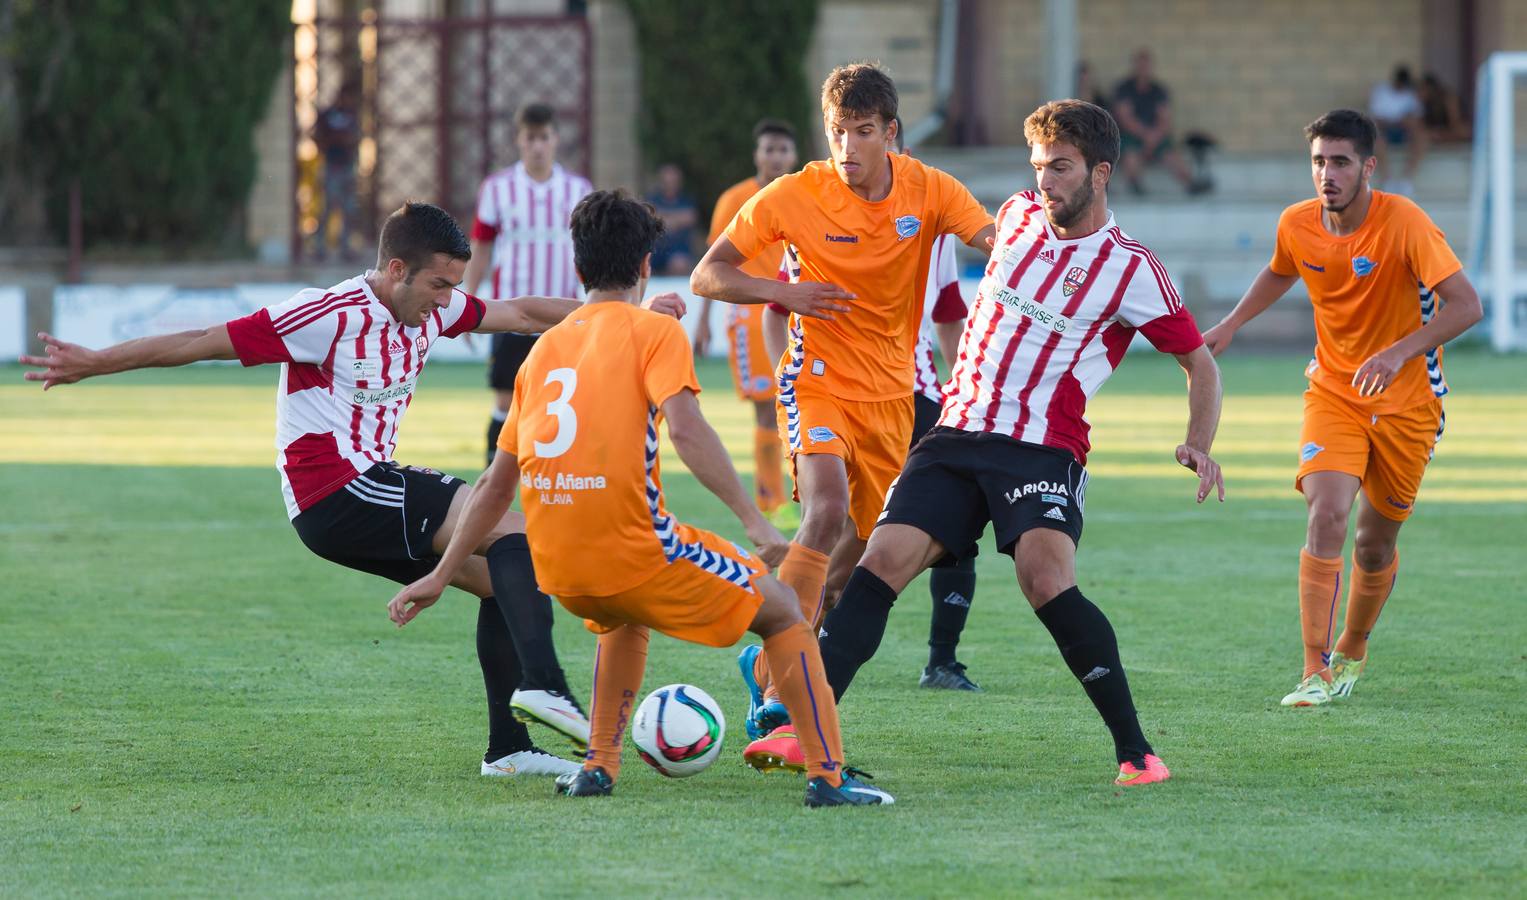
[744,516,790,570]
[773,280,855,321]
[1175,443,1226,504]
[641,291,687,319]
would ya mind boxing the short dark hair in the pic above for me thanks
[377,202,470,275]
[1304,108,1377,159]
[753,118,796,143]
[1023,100,1120,173]
[515,102,555,131]
[821,62,898,124]
[569,190,664,292]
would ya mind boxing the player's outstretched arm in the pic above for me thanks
[1173,345,1226,504]
[1351,270,1483,397]
[691,236,853,321]
[388,451,522,627]
[474,296,583,334]
[20,327,237,389]
[1202,266,1299,356]
[660,387,789,568]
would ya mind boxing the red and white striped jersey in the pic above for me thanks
[912,234,968,404]
[939,191,1203,464]
[471,162,592,300]
[225,274,486,519]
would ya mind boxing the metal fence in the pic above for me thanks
[292,13,591,262]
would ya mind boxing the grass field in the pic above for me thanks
[3,351,1525,897]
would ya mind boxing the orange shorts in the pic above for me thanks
[728,306,776,402]
[1296,384,1444,522]
[778,389,915,540]
[556,522,767,648]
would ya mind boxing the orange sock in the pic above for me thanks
[757,543,830,703]
[780,542,831,629]
[1334,552,1398,661]
[754,426,784,513]
[585,624,649,779]
[763,620,845,784]
[1298,549,1344,679]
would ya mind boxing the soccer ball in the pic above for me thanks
[630,683,726,778]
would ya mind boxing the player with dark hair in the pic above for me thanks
[812,100,1226,787]
[22,201,683,778]
[691,62,995,767]
[693,117,800,523]
[465,102,593,465]
[1204,108,1481,707]
[391,191,894,807]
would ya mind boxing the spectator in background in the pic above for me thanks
[1369,64,1428,195]
[1113,49,1209,196]
[1076,61,1109,111]
[312,81,362,260]
[1421,72,1470,144]
[647,163,698,274]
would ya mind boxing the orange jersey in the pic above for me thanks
[710,177,785,280]
[726,154,991,401]
[500,302,701,598]
[1269,191,1462,414]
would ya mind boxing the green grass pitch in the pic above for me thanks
[2,351,1524,897]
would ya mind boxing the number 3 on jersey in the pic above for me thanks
[534,368,578,458]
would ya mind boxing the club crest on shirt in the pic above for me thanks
[1062,266,1089,297]
[894,215,921,240]
[415,335,428,354]
[1352,256,1377,276]
[1301,441,1324,462]
[807,426,838,444]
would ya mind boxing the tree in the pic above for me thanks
[625,0,818,217]
[10,0,289,251]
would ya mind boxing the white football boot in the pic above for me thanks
[481,747,582,778]
[510,688,591,750]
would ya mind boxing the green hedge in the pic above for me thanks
[625,0,818,221]
[11,0,289,250]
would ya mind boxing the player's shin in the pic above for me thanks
[1334,551,1397,661]
[486,534,570,692]
[1298,549,1344,678]
[818,566,899,699]
[764,621,845,784]
[585,625,649,779]
[1034,587,1153,765]
[754,426,785,513]
[928,557,977,668]
[755,543,832,701]
[477,596,534,761]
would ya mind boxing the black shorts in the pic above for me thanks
[291,462,465,585]
[488,332,539,390]
[910,393,942,449]
[878,427,1087,562]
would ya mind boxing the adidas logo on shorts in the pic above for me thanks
[1043,506,1066,522]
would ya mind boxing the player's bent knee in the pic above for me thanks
[748,577,804,639]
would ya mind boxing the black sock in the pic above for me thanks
[818,566,899,700]
[486,415,504,466]
[477,596,533,761]
[1033,586,1152,765]
[485,534,568,694]
[927,556,976,668]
